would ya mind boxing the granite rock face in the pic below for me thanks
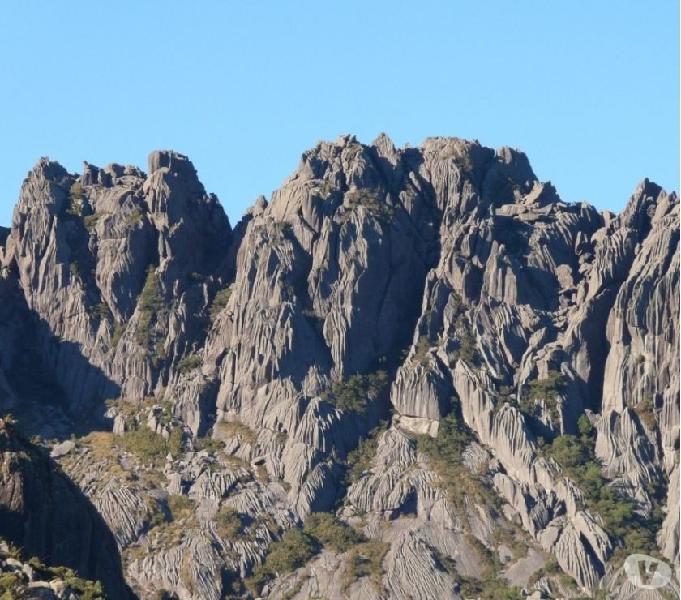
[0,419,132,599]
[0,137,677,599]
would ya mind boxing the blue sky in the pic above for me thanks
[0,1,678,226]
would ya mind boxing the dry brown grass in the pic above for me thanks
[216,420,257,445]
[342,540,389,591]
[80,431,115,461]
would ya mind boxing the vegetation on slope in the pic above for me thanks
[543,414,665,560]
[324,370,389,415]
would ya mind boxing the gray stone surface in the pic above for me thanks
[0,136,676,599]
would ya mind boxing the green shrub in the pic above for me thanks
[216,505,243,538]
[67,181,83,216]
[125,209,143,226]
[216,420,257,445]
[120,426,169,465]
[441,147,473,171]
[136,267,162,347]
[413,336,433,366]
[177,354,202,374]
[577,414,594,437]
[543,424,663,558]
[519,370,565,419]
[634,394,656,431]
[63,576,105,599]
[304,512,364,553]
[83,213,101,231]
[416,410,495,511]
[0,572,21,594]
[545,434,590,469]
[524,370,566,402]
[458,327,479,364]
[447,313,480,366]
[544,556,560,573]
[167,494,194,521]
[342,540,389,590]
[194,435,225,453]
[459,576,523,600]
[417,411,472,469]
[168,428,183,457]
[345,422,387,484]
[248,528,317,593]
[326,370,388,415]
[343,190,394,223]
[110,322,125,348]
[209,287,232,321]
[139,267,162,313]
[456,532,524,596]
[146,499,166,529]
[89,302,111,322]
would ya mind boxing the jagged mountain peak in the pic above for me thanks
[0,137,677,600]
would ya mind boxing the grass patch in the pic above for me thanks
[216,420,257,445]
[120,426,170,466]
[80,431,116,462]
[83,213,102,231]
[413,335,433,367]
[136,266,164,355]
[345,421,387,485]
[168,427,183,457]
[634,394,657,431]
[177,354,202,374]
[342,539,389,591]
[304,512,364,553]
[194,435,225,453]
[125,208,143,226]
[167,494,194,521]
[110,322,125,348]
[216,505,243,538]
[343,190,394,223]
[247,528,317,594]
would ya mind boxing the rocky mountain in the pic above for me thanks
[0,135,677,599]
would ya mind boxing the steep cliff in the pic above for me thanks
[0,135,677,599]
[0,418,131,598]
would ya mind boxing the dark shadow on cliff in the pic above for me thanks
[0,420,135,599]
[1,278,121,441]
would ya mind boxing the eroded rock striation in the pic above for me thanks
[0,136,677,599]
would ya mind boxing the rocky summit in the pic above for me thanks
[0,134,677,600]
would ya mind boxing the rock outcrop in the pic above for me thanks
[0,136,677,599]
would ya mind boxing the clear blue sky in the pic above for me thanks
[0,2,678,226]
